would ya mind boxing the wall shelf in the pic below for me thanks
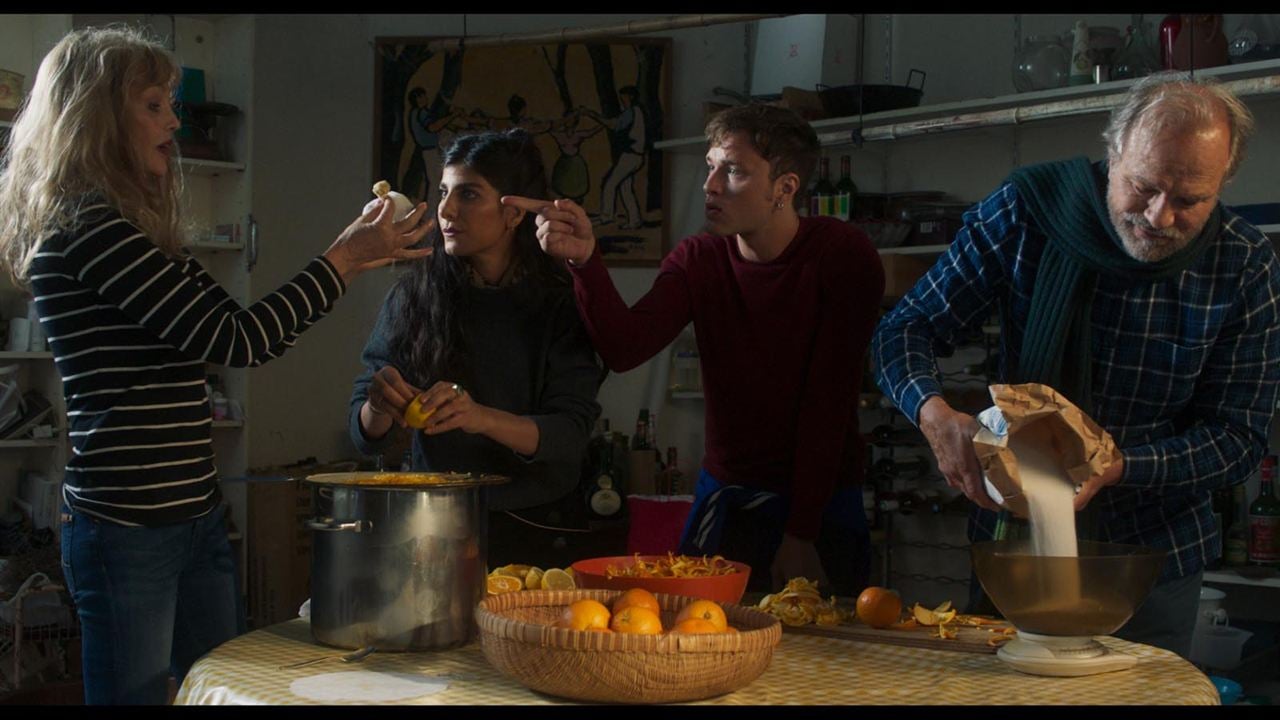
[878,244,949,256]
[657,58,1280,152]
[0,439,61,449]
[1258,224,1280,235]
[181,158,246,176]
[186,241,245,252]
[0,351,53,360]
[1204,569,1280,590]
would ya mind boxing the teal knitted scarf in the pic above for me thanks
[1007,156,1221,416]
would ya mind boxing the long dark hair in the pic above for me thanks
[387,129,568,387]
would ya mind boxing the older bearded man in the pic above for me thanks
[872,71,1280,659]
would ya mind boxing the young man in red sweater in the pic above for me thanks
[503,105,884,595]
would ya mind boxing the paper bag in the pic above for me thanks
[972,383,1121,518]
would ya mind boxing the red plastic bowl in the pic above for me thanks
[570,555,752,604]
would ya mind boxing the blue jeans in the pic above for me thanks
[60,503,241,704]
[678,469,871,596]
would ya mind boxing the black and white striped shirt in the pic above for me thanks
[31,203,345,526]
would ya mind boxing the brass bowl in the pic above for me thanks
[971,540,1165,636]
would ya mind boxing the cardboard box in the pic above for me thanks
[881,253,933,298]
[627,450,658,496]
[778,86,827,121]
[245,477,313,629]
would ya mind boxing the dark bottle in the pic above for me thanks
[665,447,684,495]
[585,425,622,518]
[632,408,650,451]
[1225,484,1250,567]
[871,455,931,479]
[811,157,835,217]
[1248,455,1280,566]
[868,424,927,448]
[835,155,857,222]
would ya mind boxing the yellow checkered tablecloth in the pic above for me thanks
[174,618,1218,705]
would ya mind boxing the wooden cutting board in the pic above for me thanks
[783,619,1012,654]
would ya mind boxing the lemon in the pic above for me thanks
[541,568,576,591]
[524,567,544,591]
[486,574,523,595]
[403,395,435,429]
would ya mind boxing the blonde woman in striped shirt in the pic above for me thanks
[0,26,431,704]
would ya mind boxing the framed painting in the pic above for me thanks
[374,36,672,267]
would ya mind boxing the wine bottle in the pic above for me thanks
[632,408,650,450]
[1225,484,1250,567]
[812,157,835,217]
[1248,455,1280,566]
[868,424,927,447]
[835,155,857,222]
[871,455,931,479]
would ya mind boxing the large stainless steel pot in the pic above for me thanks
[304,471,508,651]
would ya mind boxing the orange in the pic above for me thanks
[612,588,661,616]
[610,605,664,635]
[675,599,728,632]
[486,574,523,595]
[855,586,902,629]
[556,599,611,632]
[670,617,720,634]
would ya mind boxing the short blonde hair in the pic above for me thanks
[0,24,186,285]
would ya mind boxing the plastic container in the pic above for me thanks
[571,555,751,604]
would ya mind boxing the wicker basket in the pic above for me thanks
[476,589,782,704]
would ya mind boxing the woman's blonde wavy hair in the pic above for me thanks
[0,24,186,286]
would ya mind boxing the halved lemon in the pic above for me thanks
[541,568,576,591]
[524,567,544,591]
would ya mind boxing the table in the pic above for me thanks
[175,618,1219,705]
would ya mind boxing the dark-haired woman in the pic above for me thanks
[349,130,602,570]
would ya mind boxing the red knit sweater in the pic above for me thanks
[569,216,885,539]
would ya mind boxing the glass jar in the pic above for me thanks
[1112,20,1161,80]
[1012,34,1070,92]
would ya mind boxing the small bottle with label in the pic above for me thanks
[1248,455,1280,566]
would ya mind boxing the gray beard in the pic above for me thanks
[1110,212,1193,263]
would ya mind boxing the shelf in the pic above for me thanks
[186,241,245,252]
[878,244,949,256]
[0,351,53,360]
[1258,224,1280,235]
[180,158,245,175]
[1204,569,1280,589]
[0,438,61,448]
[657,58,1280,152]
[212,419,244,428]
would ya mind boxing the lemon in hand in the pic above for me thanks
[403,395,435,429]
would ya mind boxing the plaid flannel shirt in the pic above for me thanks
[872,182,1280,582]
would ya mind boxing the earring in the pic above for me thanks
[775,200,785,209]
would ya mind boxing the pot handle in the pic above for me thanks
[306,517,373,533]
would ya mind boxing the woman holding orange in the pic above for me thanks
[349,129,602,569]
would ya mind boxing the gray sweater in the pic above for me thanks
[349,275,602,510]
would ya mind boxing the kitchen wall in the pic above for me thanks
[245,14,749,472]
